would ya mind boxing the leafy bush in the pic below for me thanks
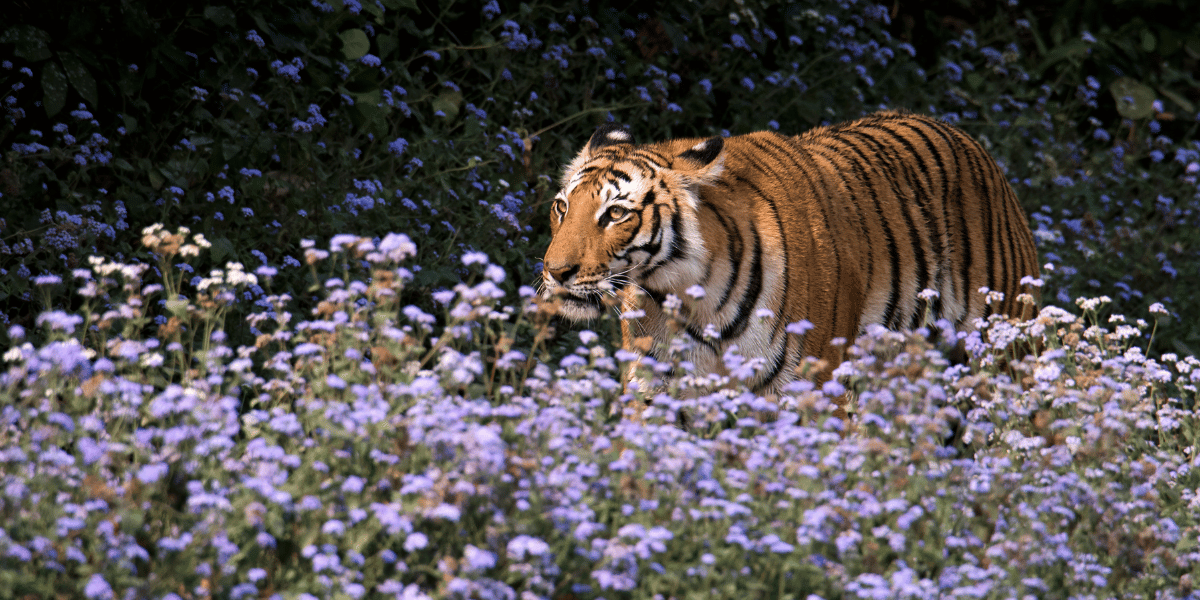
[2,0,1197,354]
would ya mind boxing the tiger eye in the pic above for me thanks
[607,206,627,221]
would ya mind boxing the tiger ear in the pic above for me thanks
[676,137,724,167]
[587,124,634,151]
[674,137,725,185]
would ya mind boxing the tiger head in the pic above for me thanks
[542,125,726,320]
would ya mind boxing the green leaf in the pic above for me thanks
[340,29,370,61]
[0,25,52,62]
[148,168,165,190]
[59,52,98,108]
[1185,36,1200,60]
[379,0,418,11]
[431,89,462,120]
[1110,77,1157,120]
[42,61,68,117]
[204,6,238,30]
[363,0,385,21]
[165,299,189,318]
[222,142,242,163]
[1034,39,1089,75]
[377,34,398,58]
[1140,28,1156,53]
[353,89,383,108]
[1157,85,1194,114]
[210,237,236,263]
[354,90,387,137]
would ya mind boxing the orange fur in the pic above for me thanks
[542,112,1040,398]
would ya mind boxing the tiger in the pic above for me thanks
[541,111,1040,406]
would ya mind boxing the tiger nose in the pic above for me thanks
[544,263,579,285]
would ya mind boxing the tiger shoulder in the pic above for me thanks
[542,110,1041,397]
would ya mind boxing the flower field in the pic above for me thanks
[1,226,1197,598]
[2,0,1200,597]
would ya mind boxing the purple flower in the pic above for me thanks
[36,311,84,333]
[404,532,428,552]
[429,503,461,521]
[136,460,169,484]
[507,535,551,560]
[482,0,500,19]
[786,320,814,335]
[342,476,365,494]
[321,519,346,536]
[462,545,496,572]
[84,574,113,599]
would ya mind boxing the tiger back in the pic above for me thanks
[541,111,1040,397]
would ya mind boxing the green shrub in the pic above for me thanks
[3,0,1196,354]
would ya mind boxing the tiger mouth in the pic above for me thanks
[558,291,606,312]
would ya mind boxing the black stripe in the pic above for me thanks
[610,168,632,182]
[643,287,666,306]
[751,135,842,336]
[783,141,847,336]
[938,122,985,324]
[641,189,656,207]
[612,211,642,249]
[913,117,974,321]
[637,148,672,164]
[895,119,952,323]
[683,322,718,353]
[925,118,977,326]
[625,157,659,175]
[835,129,910,330]
[720,221,764,341]
[702,201,744,312]
[623,204,663,258]
[728,145,791,341]
[975,147,998,319]
[855,123,934,329]
[804,140,878,327]
[964,144,994,319]
[754,334,790,393]
[641,199,687,278]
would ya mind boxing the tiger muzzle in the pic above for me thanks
[543,262,579,286]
